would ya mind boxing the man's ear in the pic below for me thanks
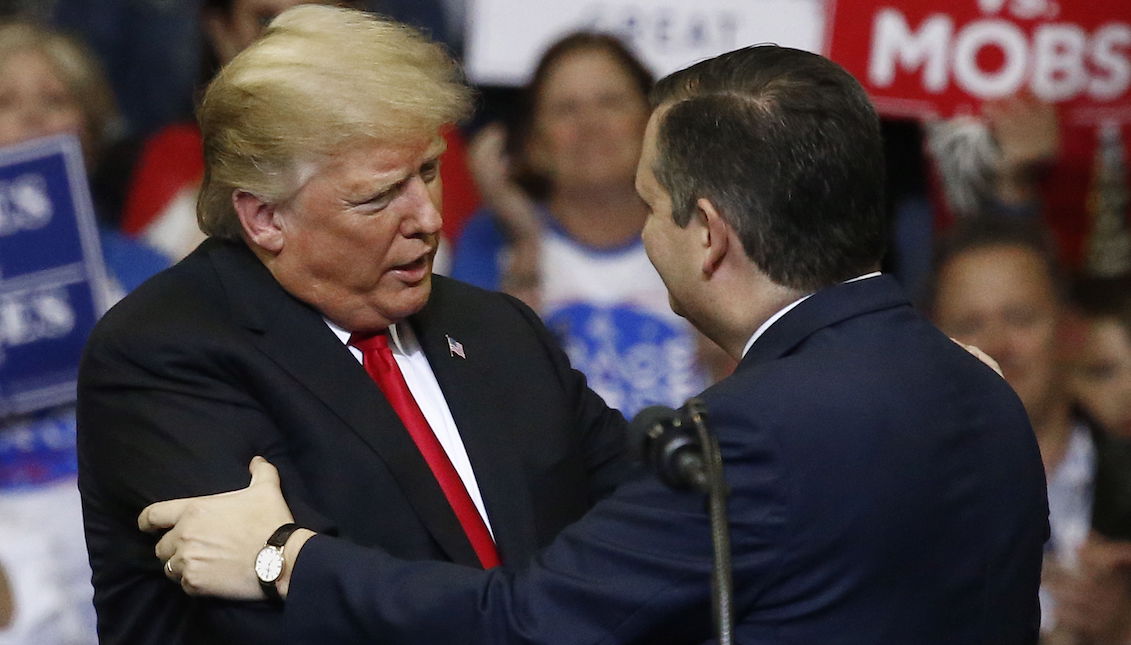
[234,190,285,254]
[696,197,730,277]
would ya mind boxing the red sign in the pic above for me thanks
[826,0,1131,125]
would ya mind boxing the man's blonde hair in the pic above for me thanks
[197,5,472,240]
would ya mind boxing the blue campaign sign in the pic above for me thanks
[0,135,110,417]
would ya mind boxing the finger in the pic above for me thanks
[1087,539,1131,569]
[481,122,505,146]
[164,555,180,583]
[981,100,1004,121]
[248,456,280,488]
[138,498,194,532]
[951,338,1004,377]
[468,123,504,157]
[969,346,1003,377]
[1078,539,1110,571]
[181,572,205,597]
[154,522,184,564]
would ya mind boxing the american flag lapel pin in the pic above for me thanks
[446,334,466,359]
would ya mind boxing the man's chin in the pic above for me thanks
[667,295,686,319]
[397,274,433,315]
[344,276,434,332]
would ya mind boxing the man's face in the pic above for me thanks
[933,244,1063,421]
[268,136,444,333]
[636,109,698,321]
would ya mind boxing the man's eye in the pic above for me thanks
[421,160,440,183]
[367,190,396,211]
[350,188,395,212]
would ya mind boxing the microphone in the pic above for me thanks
[627,404,707,491]
[631,401,735,644]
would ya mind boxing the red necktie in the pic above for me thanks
[349,331,501,569]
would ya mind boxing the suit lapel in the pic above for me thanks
[410,277,538,563]
[207,242,480,566]
[740,275,911,372]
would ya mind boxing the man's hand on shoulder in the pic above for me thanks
[951,339,1004,377]
[138,457,312,601]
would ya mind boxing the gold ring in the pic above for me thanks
[165,559,174,576]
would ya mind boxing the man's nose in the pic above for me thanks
[402,175,442,236]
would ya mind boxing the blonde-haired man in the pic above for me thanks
[77,7,628,644]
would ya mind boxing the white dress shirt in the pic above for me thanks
[325,319,494,537]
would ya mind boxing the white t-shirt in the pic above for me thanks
[538,225,707,416]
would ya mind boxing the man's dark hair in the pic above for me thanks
[926,215,1066,312]
[1072,274,1131,334]
[649,45,886,292]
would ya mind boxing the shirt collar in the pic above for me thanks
[741,272,882,359]
[325,319,416,355]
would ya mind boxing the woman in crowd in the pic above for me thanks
[453,33,717,415]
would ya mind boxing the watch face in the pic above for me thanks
[255,546,284,583]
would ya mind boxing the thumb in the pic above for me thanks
[138,498,191,532]
[248,456,280,488]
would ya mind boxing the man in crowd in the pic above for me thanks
[77,6,627,644]
[141,42,1049,644]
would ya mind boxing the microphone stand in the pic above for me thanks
[682,399,734,645]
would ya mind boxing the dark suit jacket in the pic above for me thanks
[77,238,628,644]
[284,275,1050,644]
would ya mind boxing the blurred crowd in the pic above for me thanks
[0,1,1128,643]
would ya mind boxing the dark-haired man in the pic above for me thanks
[141,44,1048,644]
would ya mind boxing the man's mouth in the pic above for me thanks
[390,254,431,283]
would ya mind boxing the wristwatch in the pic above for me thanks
[254,522,300,603]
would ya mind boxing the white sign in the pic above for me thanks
[465,0,828,86]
